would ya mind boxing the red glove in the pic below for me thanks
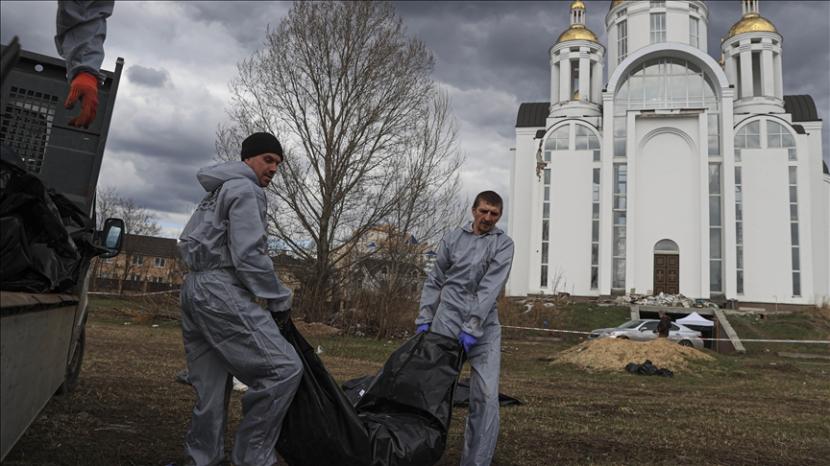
[64,71,99,128]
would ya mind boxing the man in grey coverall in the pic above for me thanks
[178,132,302,466]
[415,190,514,466]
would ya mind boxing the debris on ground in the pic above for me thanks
[174,369,248,392]
[293,320,342,337]
[625,360,673,377]
[551,337,714,373]
[614,292,719,309]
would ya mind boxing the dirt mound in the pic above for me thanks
[294,320,342,337]
[552,337,714,373]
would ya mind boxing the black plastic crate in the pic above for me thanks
[0,44,123,216]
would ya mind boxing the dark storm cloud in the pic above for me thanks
[106,79,224,166]
[0,1,55,53]
[179,1,290,50]
[397,1,568,101]
[445,86,519,140]
[113,157,206,214]
[127,65,170,88]
[109,127,212,164]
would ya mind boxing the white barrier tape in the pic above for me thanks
[501,324,830,344]
[698,337,830,344]
[88,290,179,297]
[501,325,593,335]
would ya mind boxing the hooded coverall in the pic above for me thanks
[416,223,514,466]
[178,161,302,466]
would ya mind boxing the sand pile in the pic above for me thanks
[294,320,342,337]
[552,337,715,373]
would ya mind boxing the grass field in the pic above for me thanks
[3,298,829,465]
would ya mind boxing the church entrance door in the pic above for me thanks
[653,239,680,295]
[653,254,679,295]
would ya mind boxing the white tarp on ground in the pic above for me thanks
[677,311,714,327]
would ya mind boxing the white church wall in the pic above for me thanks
[721,90,738,299]
[794,133,815,304]
[740,148,794,303]
[631,116,703,296]
[666,4,688,44]
[600,95,616,295]
[506,128,539,296]
[825,174,830,305]
[549,149,594,295]
[626,9,650,61]
[803,121,829,303]
[696,3,708,52]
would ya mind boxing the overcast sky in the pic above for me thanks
[2,1,828,238]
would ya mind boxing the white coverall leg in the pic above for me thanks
[181,271,302,466]
[430,312,502,466]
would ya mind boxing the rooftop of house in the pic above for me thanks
[123,234,178,258]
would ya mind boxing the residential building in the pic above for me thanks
[92,234,183,293]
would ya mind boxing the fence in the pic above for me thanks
[90,277,180,295]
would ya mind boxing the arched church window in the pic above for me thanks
[575,125,600,150]
[614,57,719,112]
[767,120,794,148]
[767,121,796,162]
[544,125,570,152]
[734,120,761,149]
[654,239,679,252]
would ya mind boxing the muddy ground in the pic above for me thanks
[3,311,829,466]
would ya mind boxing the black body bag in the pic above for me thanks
[277,320,463,466]
[0,153,102,292]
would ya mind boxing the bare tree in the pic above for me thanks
[94,186,119,230]
[92,187,161,294]
[218,1,461,322]
[358,92,466,336]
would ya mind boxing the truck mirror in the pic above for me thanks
[100,218,124,258]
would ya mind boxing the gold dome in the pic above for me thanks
[557,24,599,43]
[610,0,625,9]
[571,0,586,10]
[726,12,778,39]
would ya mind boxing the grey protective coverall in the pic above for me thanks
[416,223,514,466]
[55,1,114,80]
[179,161,301,466]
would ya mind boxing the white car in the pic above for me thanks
[589,319,705,349]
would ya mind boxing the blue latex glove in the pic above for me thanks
[416,323,430,334]
[459,331,478,353]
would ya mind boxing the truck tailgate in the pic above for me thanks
[1,291,79,460]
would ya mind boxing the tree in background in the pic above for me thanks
[354,92,465,337]
[92,187,161,294]
[218,1,462,322]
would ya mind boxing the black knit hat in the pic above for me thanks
[241,132,284,161]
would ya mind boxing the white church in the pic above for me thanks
[507,0,829,305]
